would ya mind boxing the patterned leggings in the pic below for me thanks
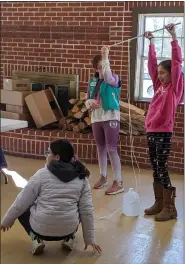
[147,132,172,188]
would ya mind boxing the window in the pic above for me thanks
[133,14,184,101]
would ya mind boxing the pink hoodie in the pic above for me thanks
[145,40,184,133]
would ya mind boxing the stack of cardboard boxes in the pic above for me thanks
[1,78,34,123]
[1,79,63,129]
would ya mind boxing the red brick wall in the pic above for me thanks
[1,128,184,174]
[0,1,184,135]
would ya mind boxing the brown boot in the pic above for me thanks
[155,187,177,221]
[144,182,164,215]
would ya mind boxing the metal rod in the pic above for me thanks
[109,22,181,48]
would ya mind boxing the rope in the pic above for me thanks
[127,39,140,193]
[109,22,181,48]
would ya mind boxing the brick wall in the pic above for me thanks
[1,1,184,137]
[0,1,184,137]
[0,1,184,173]
[1,128,184,174]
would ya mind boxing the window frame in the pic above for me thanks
[130,6,183,102]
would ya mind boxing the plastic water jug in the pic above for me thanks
[122,188,140,216]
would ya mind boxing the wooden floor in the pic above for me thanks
[1,156,184,264]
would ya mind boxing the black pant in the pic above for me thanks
[18,209,77,242]
[147,132,172,188]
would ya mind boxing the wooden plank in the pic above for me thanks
[84,116,91,126]
[69,99,78,105]
[74,111,85,119]
[78,121,87,130]
[71,104,79,113]
[73,124,80,133]
[120,101,145,116]
[80,92,87,101]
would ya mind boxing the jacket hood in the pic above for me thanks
[47,159,90,183]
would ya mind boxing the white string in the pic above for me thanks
[95,207,121,220]
[127,39,140,193]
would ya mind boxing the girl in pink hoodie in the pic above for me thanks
[144,24,183,222]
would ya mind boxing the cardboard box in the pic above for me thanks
[1,90,34,106]
[3,78,31,91]
[6,104,29,115]
[1,111,31,121]
[25,88,63,128]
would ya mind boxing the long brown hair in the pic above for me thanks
[92,55,102,78]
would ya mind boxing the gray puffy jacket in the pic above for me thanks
[1,160,95,244]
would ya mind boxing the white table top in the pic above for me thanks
[0,118,28,132]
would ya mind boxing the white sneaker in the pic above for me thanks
[32,238,45,255]
[62,237,77,251]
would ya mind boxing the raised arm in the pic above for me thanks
[1,170,41,229]
[166,24,183,98]
[144,32,161,91]
[102,59,120,87]
[101,46,120,87]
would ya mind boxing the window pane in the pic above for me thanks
[142,80,154,98]
[144,38,163,57]
[145,17,164,37]
[162,38,172,58]
[181,38,184,58]
[182,21,184,37]
[164,17,183,37]
[143,59,161,78]
[142,59,154,98]
[154,38,163,57]
[162,38,184,59]
[144,38,149,56]
[143,59,150,79]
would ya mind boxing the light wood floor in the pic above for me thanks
[1,156,184,264]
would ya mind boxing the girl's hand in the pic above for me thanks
[165,23,176,36]
[84,243,102,254]
[1,223,13,232]
[101,46,109,59]
[144,31,154,40]
[87,99,100,110]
